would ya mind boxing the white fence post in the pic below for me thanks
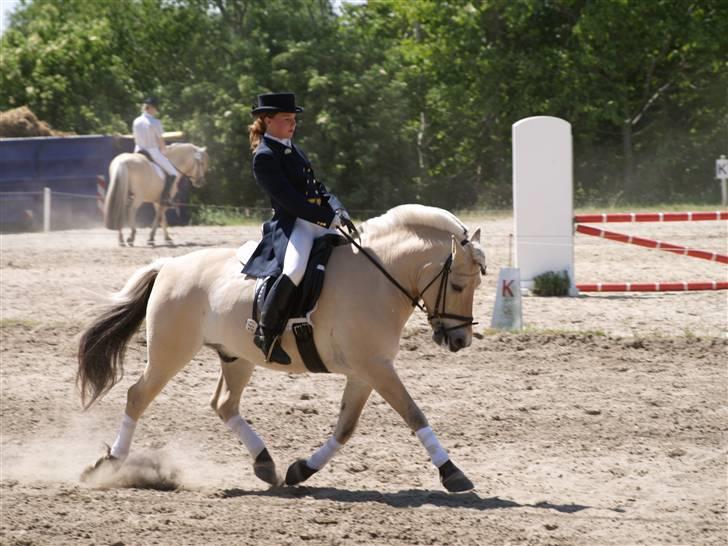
[512,116,577,295]
[43,187,51,232]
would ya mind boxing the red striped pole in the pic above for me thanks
[96,175,106,215]
[575,224,728,264]
[577,281,728,292]
[574,211,728,223]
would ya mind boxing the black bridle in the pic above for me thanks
[337,227,478,333]
[169,151,206,185]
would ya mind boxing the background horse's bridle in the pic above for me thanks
[337,228,478,332]
[170,149,206,185]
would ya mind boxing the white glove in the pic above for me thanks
[330,212,342,229]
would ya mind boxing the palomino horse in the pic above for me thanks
[104,143,210,246]
[78,205,487,492]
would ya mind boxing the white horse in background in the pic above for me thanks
[78,205,486,492]
[104,143,209,246]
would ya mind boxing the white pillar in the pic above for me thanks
[43,187,51,232]
[512,116,576,295]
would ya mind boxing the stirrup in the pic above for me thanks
[254,332,291,365]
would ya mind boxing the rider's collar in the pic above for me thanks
[264,133,292,148]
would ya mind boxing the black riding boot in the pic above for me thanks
[161,174,175,205]
[254,274,297,364]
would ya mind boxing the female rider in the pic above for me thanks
[242,92,354,364]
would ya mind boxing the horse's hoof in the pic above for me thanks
[438,459,474,493]
[284,459,318,486]
[147,240,155,247]
[253,448,282,486]
[126,240,134,247]
[80,449,122,483]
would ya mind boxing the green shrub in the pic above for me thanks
[532,270,571,297]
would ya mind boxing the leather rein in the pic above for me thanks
[337,227,477,333]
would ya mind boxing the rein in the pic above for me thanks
[336,227,477,333]
[169,150,204,183]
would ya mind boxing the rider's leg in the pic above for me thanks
[254,218,323,364]
[148,148,180,205]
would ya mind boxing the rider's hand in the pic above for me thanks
[336,209,359,239]
[330,212,343,229]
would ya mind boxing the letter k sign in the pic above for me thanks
[502,279,514,297]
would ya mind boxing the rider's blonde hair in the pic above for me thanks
[248,115,270,152]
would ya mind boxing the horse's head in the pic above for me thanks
[420,228,486,352]
[168,143,210,188]
[188,145,210,188]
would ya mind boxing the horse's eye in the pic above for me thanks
[450,283,464,293]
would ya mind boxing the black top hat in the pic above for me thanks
[143,96,159,108]
[251,92,303,115]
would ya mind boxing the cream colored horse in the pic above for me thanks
[78,205,486,492]
[104,143,209,246]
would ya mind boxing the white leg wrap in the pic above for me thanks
[110,413,137,460]
[415,426,449,467]
[225,416,265,459]
[307,437,343,470]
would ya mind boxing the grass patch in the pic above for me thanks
[190,205,268,226]
[479,327,608,337]
[0,318,42,329]
[575,202,724,213]
[532,270,571,297]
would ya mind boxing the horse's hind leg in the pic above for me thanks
[209,357,281,486]
[126,202,138,246]
[285,377,372,486]
[148,204,161,246]
[83,307,203,481]
[361,360,474,493]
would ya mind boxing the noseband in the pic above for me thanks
[337,228,477,332]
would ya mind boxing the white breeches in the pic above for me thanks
[145,147,179,177]
[282,217,336,286]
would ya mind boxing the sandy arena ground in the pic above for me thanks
[1,214,726,545]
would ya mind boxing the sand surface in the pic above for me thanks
[1,215,726,545]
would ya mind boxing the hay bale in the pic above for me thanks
[0,106,71,138]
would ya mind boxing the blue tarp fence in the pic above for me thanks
[0,135,189,231]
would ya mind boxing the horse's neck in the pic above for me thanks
[166,145,189,168]
[364,229,445,302]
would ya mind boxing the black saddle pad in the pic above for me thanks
[255,234,347,321]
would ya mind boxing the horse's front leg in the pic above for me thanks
[210,357,281,486]
[285,377,372,486]
[363,360,474,493]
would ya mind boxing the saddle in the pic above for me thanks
[135,149,166,180]
[238,234,347,373]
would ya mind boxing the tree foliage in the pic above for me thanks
[1,0,726,212]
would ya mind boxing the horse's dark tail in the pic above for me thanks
[77,258,169,409]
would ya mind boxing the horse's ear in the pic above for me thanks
[471,228,481,244]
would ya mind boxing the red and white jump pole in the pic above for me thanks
[512,116,727,293]
[574,224,728,264]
